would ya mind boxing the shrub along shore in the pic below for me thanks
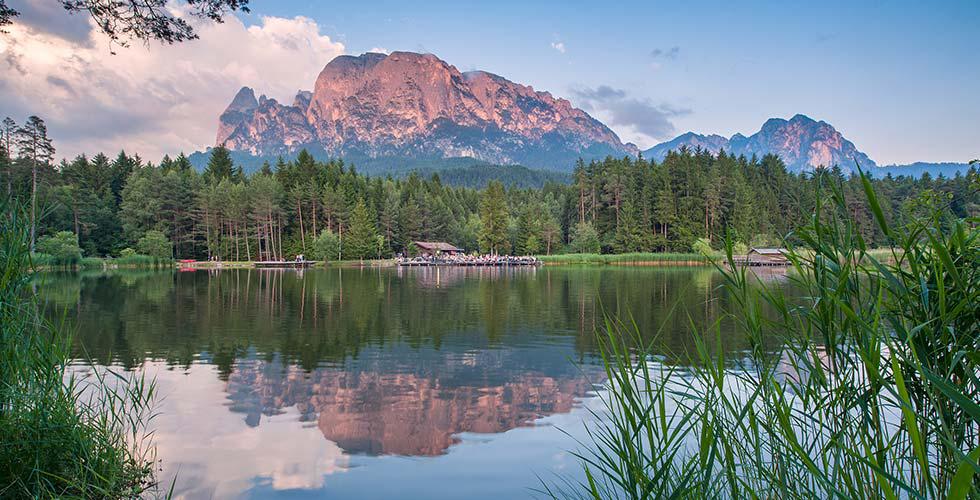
[1,203,160,498]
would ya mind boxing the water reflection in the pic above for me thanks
[227,356,593,456]
[38,266,777,498]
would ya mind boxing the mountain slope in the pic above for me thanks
[216,51,636,170]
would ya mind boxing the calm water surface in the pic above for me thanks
[39,266,777,499]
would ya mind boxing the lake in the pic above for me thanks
[38,266,772,499]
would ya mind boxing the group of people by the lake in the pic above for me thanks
[395,253,540,266]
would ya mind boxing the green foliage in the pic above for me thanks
[1,201,157,497]
[119,247,136,258]
[114,253,172,268]
[36,230,81,265]
[344,198,379,260]
[310,229,340,261]
[558,172,979,499]
[135,230,172,259]
[569,221,601,254]
[10,142,978,262]
[203,144,241,183]
[691,237,713,256]
[479,180,510,254]
[749,233,777,248]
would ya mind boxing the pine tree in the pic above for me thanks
[345,198,379,260]
[173,152,193,172]
[1,117,15,196]
[203,144,236,183]
[16,116,55,252]
[479,180,510,254]
[614,199,647,252]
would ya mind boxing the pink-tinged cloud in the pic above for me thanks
[0,11,346,161]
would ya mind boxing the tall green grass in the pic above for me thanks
[555,171,978,498]
[113,254,172,269]
[537,252,708,265]
[1,203,160,498]
[30,253,172,271]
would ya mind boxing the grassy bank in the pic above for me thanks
[537,252,709,265]
[554,173,979,498]
[31,253,173,271]
[1,205,159,497]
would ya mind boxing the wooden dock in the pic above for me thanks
[254,261,318,269]
[730,256,790,267]
[397,260,541,267]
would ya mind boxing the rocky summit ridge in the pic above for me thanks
[643,114,877,172]
[216,51,634,169]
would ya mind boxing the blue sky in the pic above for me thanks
[247,0,979,164]
[2,0,977,164]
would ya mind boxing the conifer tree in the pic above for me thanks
[479,181,510,254]
[203,144,238,183]
[16,116,54,251]
[1,117,15,196]
[345,198,379,260]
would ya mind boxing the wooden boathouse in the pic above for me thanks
[412,241,465,257]
[742,248,790,266]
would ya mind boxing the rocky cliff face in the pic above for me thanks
[216,51,634,169]
[643,114,876,171]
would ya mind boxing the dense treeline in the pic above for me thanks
[2,116,976,261]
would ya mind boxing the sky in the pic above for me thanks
[1,0,977,165]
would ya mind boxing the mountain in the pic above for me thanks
[215,51,636,170]
[874,162,974,178]
[643,132,730,160]
[643,114,877,172]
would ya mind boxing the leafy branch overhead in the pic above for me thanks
[0,0,248,45]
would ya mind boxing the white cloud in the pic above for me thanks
[550,41,566,54]
[368,47,390,54]
[137,363,349,498]
[0,12,346,161]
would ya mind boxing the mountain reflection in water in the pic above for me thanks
[227,356,594,456]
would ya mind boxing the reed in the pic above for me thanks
[0,202,160,498]
[113,254,173,268]
[554,170,978,499]
[30,253,172,271]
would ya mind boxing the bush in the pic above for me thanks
[691,237,713,256]
[135,230,172,259]
[119,247,137,258]
[309,230,340,261]
[35,231,82,266]
[1,202,158,497]
[749,233,777,247]
[569,222,601,254]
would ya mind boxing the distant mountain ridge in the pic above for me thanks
[215,51,635,170]
[643,114,877,172]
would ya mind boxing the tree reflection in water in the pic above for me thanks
[39,266,778,463]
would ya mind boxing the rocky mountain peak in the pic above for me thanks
[644,115,876,171]
[215,51,632,168]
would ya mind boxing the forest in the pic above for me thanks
[2,116,977,262]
